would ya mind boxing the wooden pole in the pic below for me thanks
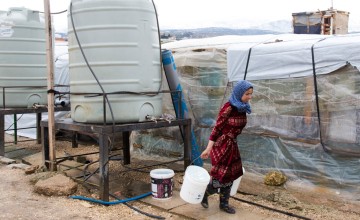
[44,0,57,171]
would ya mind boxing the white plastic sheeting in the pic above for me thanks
[162,34,277,51]
[227,33,360,81]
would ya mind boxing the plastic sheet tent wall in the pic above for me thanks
[162,34,360,201]
[227,34,360,154]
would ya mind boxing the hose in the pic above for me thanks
[70,192,152,205]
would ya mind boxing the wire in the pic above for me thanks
[69,2,116,149]
[70,192,152,205]
[5,114,24,131]
[121,158,184,174]
[50,9,67,15]
[311,38,331,153]
[109,193,165,220]
[231,195,312,220]
[37,9,67,15]
[86,90,161,98]
[69,0,164,146]
[151,0,163,94]
[68,3,172,211]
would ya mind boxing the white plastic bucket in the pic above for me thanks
[230,167,246,196]
[150,169,175,200]
[180,165,210,204]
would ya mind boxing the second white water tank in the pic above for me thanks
[0,7,47,107]
[68,0,163,123]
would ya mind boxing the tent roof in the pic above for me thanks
[227,33,360,81]
[162,34,277,50]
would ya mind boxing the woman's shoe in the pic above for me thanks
[220,205,236,214]
[219,186,235,213]
[201,195,209,208]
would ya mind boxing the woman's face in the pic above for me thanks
[241,88,253,103]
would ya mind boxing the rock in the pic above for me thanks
[0,156,16,165]
[79,201,94,208]
[34,173,78,196]
[29,171,58,185]
[24,165,39,175]
[76,156,88,164]
[7,163,31,170]
[264,170,287,186]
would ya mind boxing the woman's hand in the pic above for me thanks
[200,148,210,159]
[200,140,214,159]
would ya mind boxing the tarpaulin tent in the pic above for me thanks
[227,34,360,153]
[162,34,360,201]
[227,34,360,81]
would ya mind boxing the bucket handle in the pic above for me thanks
[191,155,202,166]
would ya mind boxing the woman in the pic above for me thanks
[200,80,253,214]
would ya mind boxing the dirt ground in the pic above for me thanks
[1,133,360,220]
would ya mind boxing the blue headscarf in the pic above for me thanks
[229,80,253,114]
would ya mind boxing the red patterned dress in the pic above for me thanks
[209,102,246,184]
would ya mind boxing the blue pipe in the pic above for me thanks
[70,192,152,205]
[162,50,203,167]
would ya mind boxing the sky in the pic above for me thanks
[1,0,359,32]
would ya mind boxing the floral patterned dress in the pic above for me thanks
[209,102,247,184]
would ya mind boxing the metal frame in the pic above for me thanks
[41,117,192,201]
[0,106,70,156]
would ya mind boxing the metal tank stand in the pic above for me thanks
[0,106,70,156]
[41,118,192,201]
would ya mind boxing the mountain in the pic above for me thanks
[161,20,292,40]
[161,27,278,40]
[249,20,292,33]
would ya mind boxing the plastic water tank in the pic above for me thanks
[0,7,47,108]
[68,0,163,123]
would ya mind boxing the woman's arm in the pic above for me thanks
[201,103,232,159]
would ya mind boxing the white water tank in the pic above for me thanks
[68,0,163,123]
[0,7,47,107]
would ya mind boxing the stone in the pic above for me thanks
[24,165,39,175]
[0,156,16,165]
[34,173,78,196]
[7,163,31,170]
[264,170,287,186]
